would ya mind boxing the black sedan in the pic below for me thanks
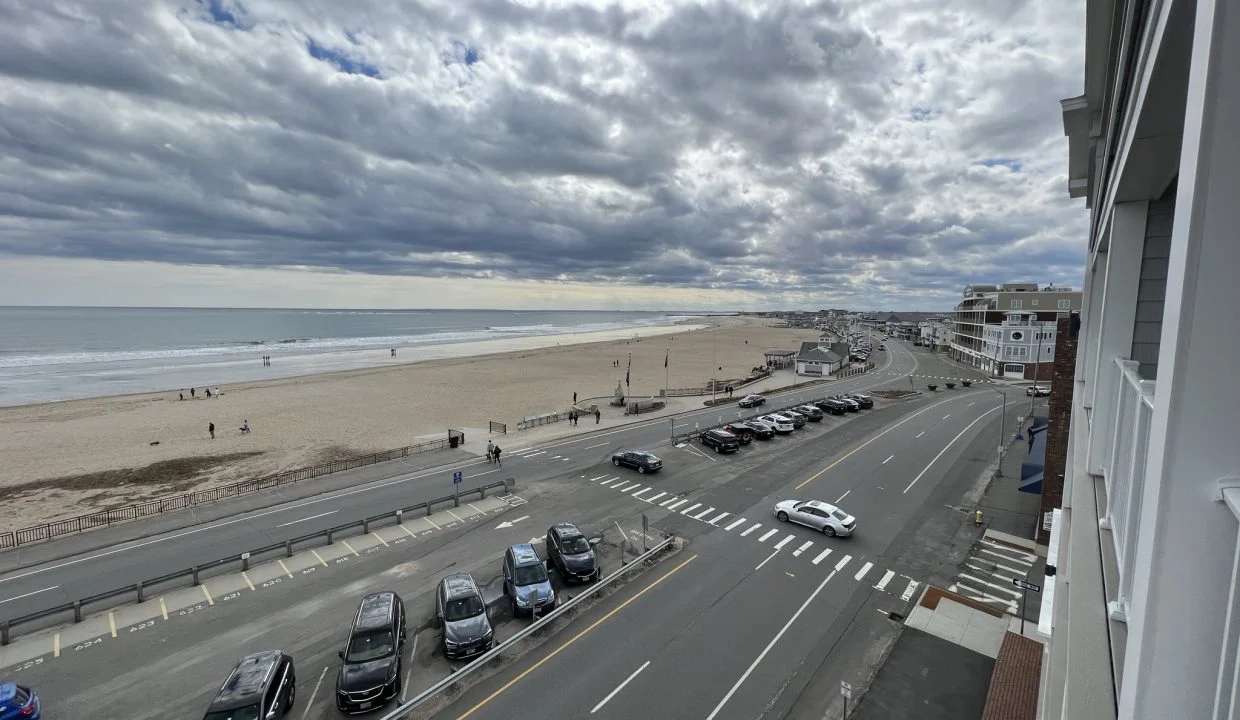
[737,394,767,408]
[612,450,663,473]
[546,522,600,583]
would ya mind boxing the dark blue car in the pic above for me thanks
[0,683,40,719]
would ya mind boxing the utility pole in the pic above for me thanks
[996,389,1007,477]
[1029,318,1045,419]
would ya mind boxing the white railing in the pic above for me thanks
[1100,357,1156,622]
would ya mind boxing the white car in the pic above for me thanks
[759,414,794,434]
[774,499,856,537]
[1026,386,1051,397]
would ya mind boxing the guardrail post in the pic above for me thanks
[327,529,335,545]
[136,581,145,603]
[192,566,200,586]
[285,540,293,557]
[426,502,433,517]
[73,600,82,623]
[363,518,371,534]
[0,622,8,646]
[479,485,488,499]
[241,552,250,572]
[395,510,403,525]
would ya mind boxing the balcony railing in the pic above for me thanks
[1100,357,1156,622]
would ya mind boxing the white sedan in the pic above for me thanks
[773,499,856,537]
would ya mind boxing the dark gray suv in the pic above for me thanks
[336,591,406,714]
[701,429,741,453]
[204,651,296,720]
[437,573,494,660]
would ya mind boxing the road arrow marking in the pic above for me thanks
[495,515,531,529]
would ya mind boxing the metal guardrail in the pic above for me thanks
[0,479,512,646]
[380,534,678,720]
[489,421,507,434]
[516,410,572,431]
[6,431,471,550]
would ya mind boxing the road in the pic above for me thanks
[0,340,1026,719]
[0,341,918,626]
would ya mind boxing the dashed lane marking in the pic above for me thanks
[741,524,762,537]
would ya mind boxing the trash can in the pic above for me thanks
[449,434,459,449]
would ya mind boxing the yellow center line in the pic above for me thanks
[399,524,418,539]
[311,550,328,567]
[341,540,359,557]
[108,612,118,638]
[278,559,294,578]
[53,633,60,658]
[159,597,169,621]
[372,532,389,547]
[242,570,256,591]
[796,392,985,490]
[201,584,214,605]
[455,554,699,720]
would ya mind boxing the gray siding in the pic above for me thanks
[1131,182,1174,379]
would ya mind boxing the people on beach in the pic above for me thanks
[492,445,502,466]
[486,439,495,463]
[209,422,215,439]
[240,419,251,435]
[391,348,396,358]
[179,390,184,401]
[205,387,212,398]
[190,387,195,398]
[573,391,577,404]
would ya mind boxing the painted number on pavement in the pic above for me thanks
[179,604,207,615]
[13,658,43,672]
[302,567,317,576]
[221,592,242,602]
[262,578,283,588]
[75,637,104,652]
[129,620,156,632]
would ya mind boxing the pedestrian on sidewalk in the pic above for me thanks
[594,408,601,424]
[486,439,495,463]
[492,445,502,466]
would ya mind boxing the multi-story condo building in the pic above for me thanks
[950,284,1082,379]
[1041,0,1240,719]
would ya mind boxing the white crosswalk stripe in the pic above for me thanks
[708,512,731,525]
[600,478,621,487]
[854,561,873,582]
[812,548,833,565]
[724,518,747,531]
[773,535,794,550]
[900,580,920,601]
[741,524,762,537]
[587,474,607,482]
[630,487,652,499]
[621,483,644,494]
[666,499,689,510]
[793,541,813,557]
[680,503,702,515]
[834,555,852,572]
[645,492,668,504]
[758,529,780,542]
[691,506,716,520]
[874,570,895,591]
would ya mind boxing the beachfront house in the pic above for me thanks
[794,341,843,376]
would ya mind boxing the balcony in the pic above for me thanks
[1098,358,1155,622]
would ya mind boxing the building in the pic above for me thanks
[794,341,842,376]
[950,284,1081,380]
[1040,1,1240,719]
[917,318,952,350]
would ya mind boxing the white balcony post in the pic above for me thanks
[1118,2,1240,716]
[1078,255,1107,411]
[1086,203,1147,477]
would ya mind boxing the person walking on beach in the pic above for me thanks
[208,422,215,439]
[594,408,601,424]
[573,391,577,404]
[240,419,250,435]
[205,387,212,398]
[179,390,184,401]
[492,445,502,466]
[486,440,495,463]
[190,387,195,398]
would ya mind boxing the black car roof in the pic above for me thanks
[355,592,397,632]
[210,651,281,709]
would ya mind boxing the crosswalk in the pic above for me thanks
[948,538,1039,613]
[584,472,923,603]
[869,372,995,384]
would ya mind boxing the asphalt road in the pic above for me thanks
[0,341,918,625]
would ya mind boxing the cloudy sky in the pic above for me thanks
[0,0,1086,311]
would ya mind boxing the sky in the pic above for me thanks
[0,0,1087,311]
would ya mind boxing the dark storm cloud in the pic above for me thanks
[0,0,1087,307]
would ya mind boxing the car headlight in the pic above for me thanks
[483,630,494,642]
[444,639,460,648]
[515,595,531,607]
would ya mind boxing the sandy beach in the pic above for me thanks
[0,317,823,530]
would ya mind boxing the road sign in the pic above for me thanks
[452,471,463,486]
[1013,578,1041,593]
[840,681,852,699]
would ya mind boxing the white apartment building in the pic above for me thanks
[950,284,1081,380]
[1043,0,1240,719]
[980,312,1058,380]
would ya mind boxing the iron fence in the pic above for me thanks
[7,433,466,549]
[489,421,507,434]
[0,479,513,646]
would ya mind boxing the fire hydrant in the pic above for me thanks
[975,510,984,526]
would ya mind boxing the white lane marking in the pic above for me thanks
[631,488,653,500]
[741,524,762,537]
[401,632,419,702]
[951,584,1017,610]
[523,450,548,458]
[445,509,465,524]
[755,549,780,571]
[466,468,500,478]
[301,666,330,720]
[691,506,716,520]
[793,541,813,557]
[550,455,563,460]
[468,503,486,516]
[774,535,794,551]
[705,566,842,720]
[958,572,1023,598]
[968,402,976,406]
[882,454,894,464]
[725,518,747,531]
[904,406,1003,493]
[916,431,925,438]
[0,585,59,605]
[584,442,609,450]
[600,478,621,487]
[275,510,337,528]
[587,474,608,482]
[943,414,951,419]
[591,660,651,714]
[981,541,1038,564]
[708,512,730,525]
[836,490,851,503]
[680,503,703,515]
[900,580,920,601]
[854,561,873,581]
[758,529,780,543]
[812,548,833,565]
[424,515,441,530]
[613,482,636,492]
[646,492,668,504]
[969,558,1031,577]
[665,498,687,509]
[615,522,630,544]
[874,570,895,591]
[620,483,643,494]
[835,555,852,571]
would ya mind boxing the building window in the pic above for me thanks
[1011,299,1023,309]
[1058,299,1071,309]
[1031,299,1039,306]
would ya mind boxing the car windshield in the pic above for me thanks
[562,536,591,554]
[345,630,396,662]
[205,706,261,720]
[444,595,485,622]
[514,563,548,586]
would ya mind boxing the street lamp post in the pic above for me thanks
[996,388,1008,477]
[1029,319,1045,419]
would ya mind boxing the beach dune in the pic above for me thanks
[0,317,823,530]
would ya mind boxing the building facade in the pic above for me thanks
[1041,0,1240,719]
[950,284,1081,379]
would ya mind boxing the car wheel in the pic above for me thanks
[638,466,646,474]
[511,598,519,616]
[777,511,789,522]
[824,526,836,537]
[613,458,621,466]
[285,680,296,714]
[714,444,721,453]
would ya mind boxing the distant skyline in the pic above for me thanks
[0,0,1087,311]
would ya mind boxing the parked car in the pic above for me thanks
[546,522,601,583]
[701,428,741,453]
[721,423,755,443]
[612,450,663,473]
[336,592,406,714]
[741,420,777,439]
[878,344,887,350]
[1027,386,1051,397]
[503,543,556,616]
[782,410,808,428]
[834,396,861,412]
[758,414,794,434]
[1,683,41,720]
[773,499,857,537]
[814,398,848,415]
[738,394,767,408]
[845,393,874,409]
[437,573,494,660]
[795,404,824,421]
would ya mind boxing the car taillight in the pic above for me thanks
[20,703,35,716]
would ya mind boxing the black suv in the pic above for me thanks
[204,651,296,720]
[437,573,494,660]
[701,429,741,453]
[336,591,406,714]
[612,450,662,473]
[845,393,874,409]
[814,399,848,416]
[547,522,600,583]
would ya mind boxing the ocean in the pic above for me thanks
[0,307,704,407]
